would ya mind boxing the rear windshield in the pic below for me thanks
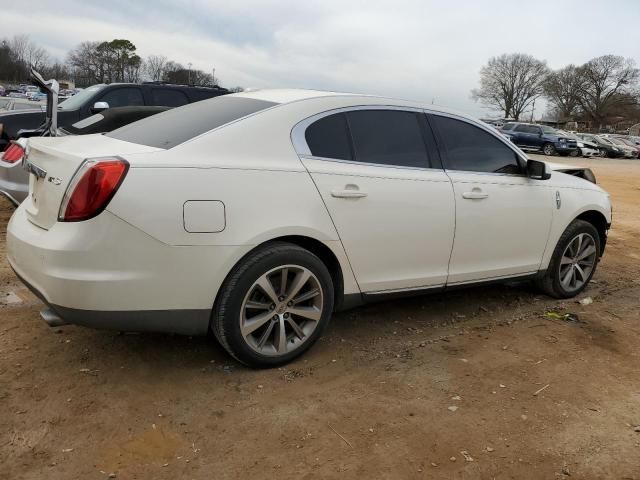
[106,96,278,149]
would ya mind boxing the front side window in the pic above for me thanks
[346,110,429,168]
[432,115,522,174]
[99,87,144,108]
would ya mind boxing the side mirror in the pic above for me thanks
[91,101,109,113]
[527,159,551,180]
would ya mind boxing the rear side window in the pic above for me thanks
[347,110,429,168]
[501,123,515,131]
[305,113,352,160]
[150,89,189,107]
[99,87,144,108]
[107,96,277,149]
[432,115,522,174]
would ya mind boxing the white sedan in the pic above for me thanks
[7,90,612,367]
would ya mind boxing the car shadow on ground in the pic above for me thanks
[49,279,547,374]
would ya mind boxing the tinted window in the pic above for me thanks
[305,113,352,160]
[347,110,429,168]
[99,87,144,108]
[501,123,515,131]
[150,89,189,107]
[107,96,277,149]
[514,124,538,134]
[433,115,522,174]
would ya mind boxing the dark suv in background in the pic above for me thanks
[501,122,578,156]
[0,81,229,150]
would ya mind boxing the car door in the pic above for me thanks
[293,107,455,293]
[428,113,554,285]
[512,124,538,148]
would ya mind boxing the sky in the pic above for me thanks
[3,0,640,118]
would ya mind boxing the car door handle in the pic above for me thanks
[331,184,367,198]
[462,189,489,200]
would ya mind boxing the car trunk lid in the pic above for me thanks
[23,135,162,230]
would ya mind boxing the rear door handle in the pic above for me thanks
[331,184,367,198]
[462,189,488,200]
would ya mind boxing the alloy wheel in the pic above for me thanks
[239,265,324,356]
[558,233,597,292]
[543,144,555,156]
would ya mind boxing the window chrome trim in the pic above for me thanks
[291,104,530,175]
[299,154,445,173]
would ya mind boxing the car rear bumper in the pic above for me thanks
[7,205,251,335]
[0,159,28,205]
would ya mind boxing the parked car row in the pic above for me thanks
[499,122,640,159]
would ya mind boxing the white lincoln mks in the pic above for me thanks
[6,90,611,367]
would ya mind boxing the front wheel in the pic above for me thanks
[536,220,601,298]
[598,148,608,158]
[542,143,556,156]
[211,242,334,367]
[569,148,580,157]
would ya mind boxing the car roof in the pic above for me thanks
[229,88,475,119]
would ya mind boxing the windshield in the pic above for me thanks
[58,84,106,111]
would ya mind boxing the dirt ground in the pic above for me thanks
[1,155,639,480]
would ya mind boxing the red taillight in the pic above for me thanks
[1,143,24,164]
[59,158,129,222]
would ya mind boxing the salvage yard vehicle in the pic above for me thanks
[6,90,612,367]
[500,122,578,156]
[556,130,599,158]
[577,134,624,158]
[0,79,229,151]
[0,69,218,204]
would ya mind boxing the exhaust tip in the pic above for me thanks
[40,307,68,327]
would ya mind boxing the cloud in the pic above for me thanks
[4,0,640,117]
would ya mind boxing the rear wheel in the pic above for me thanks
[542,143,556,156]
[598,148,608,158]
[536,220,600,298]
[212,242,334,367]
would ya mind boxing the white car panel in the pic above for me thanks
[302,157,455,292]
[446,172,553,283]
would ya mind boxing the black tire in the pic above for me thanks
[569,148,580,157]
[211,242,334,368]
[536,220,601,298]
[542,143,556,156]
[599,148,608,158]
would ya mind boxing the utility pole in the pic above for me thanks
[212,67,216,86]
[187,62,192,85]
[530,98,536,122]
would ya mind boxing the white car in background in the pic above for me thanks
[557,130,599,158]
[7,90,612,367]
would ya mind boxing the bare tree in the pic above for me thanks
[577,55,640,128]
[472,53,549,120]
[543,65,583,119]
[144,55,167,81]
[9,34,29,65]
